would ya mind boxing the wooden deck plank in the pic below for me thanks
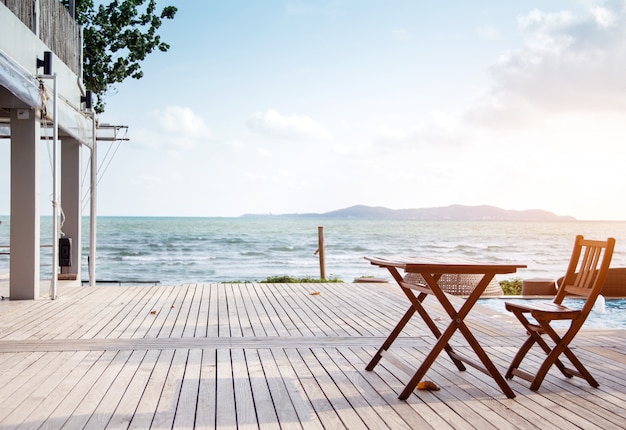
[244,348,282,430]
[266,283,332,336]
[105,349,160,429]
[297,347,369,429]
[256,348,302,428]
[238,283,271,337]
[206,283,220,338]
[182,284,204,338]
[139,286,181,339]
[156,285,193,339]
[37,350,117,430]
[0,351,63,420]
[192,284,211,337]
[0,351,45,390]
[169,285,197,339]
[283,348,346,429]
[230,348,259,429]
[485,345,626,428]
[194,348,217,429]
[60,350,134,429]
[103,288,160,340]
[0,283,625,429]
[247,283,293,336]
[79,287,152,339]
[351,347,454,430]
[17,350,104,430]
[230,284,254,337]
[82,349,148,429]
[123,286,171,339]
[341,347,438,429]
[2,350,90,428]
[314,347,408,429]
[127,349,175,430]
[270,284,323,337]
[215,348,237,429]
[172,348,202,429]
[313,283,391,336]
[150,348,188,428]
[290,285,352,337]
[270,348,324,429]
[217,284,232,338]
[260,284,305,336]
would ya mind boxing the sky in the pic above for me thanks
[3,0,626,220]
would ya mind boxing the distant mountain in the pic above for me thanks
[242,204,576,221]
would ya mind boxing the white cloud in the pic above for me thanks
[590,5,617,27]
[131,106,215,154]
[158,106,212,140]
[467,1,626,128]
[374,110,469,150]
[247,109,330,140]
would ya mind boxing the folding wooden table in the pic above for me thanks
[365,256,526,400]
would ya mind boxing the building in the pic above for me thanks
[1,0,94,299]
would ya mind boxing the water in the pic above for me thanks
[478,298,626,329]
[1,217,626,286]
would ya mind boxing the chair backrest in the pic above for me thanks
[554,235,615,312]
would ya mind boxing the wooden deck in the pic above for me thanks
[0,282,624,429]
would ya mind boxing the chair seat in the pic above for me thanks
[505,301,581,320]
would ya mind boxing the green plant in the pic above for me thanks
[65,0,177,112]
[499,278,523,295]
[260,275,343,283]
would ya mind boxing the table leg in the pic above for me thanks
[367,266,465,382]
[398,313,462,399]
[366,304,416,371]
[398,272,514,399]
[456,321,516,398]
[401,285,466,372]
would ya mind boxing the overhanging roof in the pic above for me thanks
[0,49,41,109]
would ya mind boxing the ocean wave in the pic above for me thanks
[47,218,626,285]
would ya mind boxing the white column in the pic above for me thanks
[10,108,40,300]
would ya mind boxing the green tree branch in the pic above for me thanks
[63,0,177,113]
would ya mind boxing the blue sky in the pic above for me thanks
[3,0,626,220]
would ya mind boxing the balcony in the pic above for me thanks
[2,0,81,75]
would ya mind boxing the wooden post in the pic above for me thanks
[318,226,326,280]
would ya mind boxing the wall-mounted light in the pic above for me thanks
[81,90,93,110]
[37,51,53,75]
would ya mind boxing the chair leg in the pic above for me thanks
[506,310,539,379]
[506,333,535,379]
[532,331,571,378]
[560,344,599,387]
[530,346,564,391]
[540,322,599,387]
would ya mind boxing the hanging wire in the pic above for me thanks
[97,139,122,182]
[81,126,126,212]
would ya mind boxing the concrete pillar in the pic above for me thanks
[60,137,81,282]
[10,108,40,299]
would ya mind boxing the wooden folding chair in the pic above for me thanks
[505,235,615,391]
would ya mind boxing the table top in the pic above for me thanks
[365,256,526,275]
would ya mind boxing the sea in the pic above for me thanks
[1,217,626,286]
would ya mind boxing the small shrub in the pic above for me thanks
[261,275,343,283]
[500,278,522,295]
